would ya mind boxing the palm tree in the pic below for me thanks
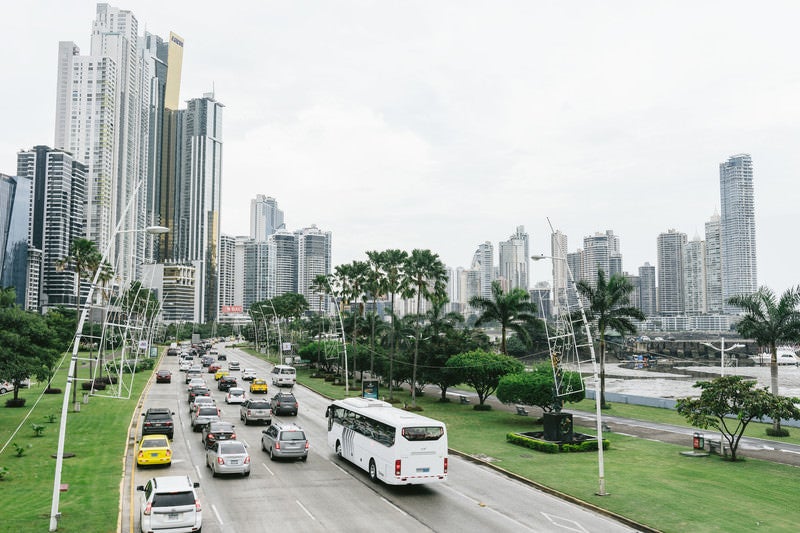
[310,274,332,369]
[373,249,409,400]
[576,269,645,409]
[365,251,387,373]
[56,238,101,407]
[728,286,800,435]
[469,280,539,356]
[403,249,448,407]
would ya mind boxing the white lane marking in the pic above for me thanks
[614,432,636,437]
[332,462,349,475]
[211,503,223,525]
[261,463,275,475]
[194,464,202,477]
[296,500,316,521]
[240,438,249,448]
[438,483,537,531]
[381,497,408,516]
[541,512,589,533]
[781,449,800,455]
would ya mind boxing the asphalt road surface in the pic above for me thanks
[121,344,638,533]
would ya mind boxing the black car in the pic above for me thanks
[218,376,237,392]
[141,408,175,439]
[216,353,227,361]
[200,356,214,367]
[269,392,298,416]
[202,421,236,449]
[188,385,211,403]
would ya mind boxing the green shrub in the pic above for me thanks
[0,466,8,480]
[31,424,45,437]
[5,398,26,408]
[506,433,559,453]
[473,404,492,411]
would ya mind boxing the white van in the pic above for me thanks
[271,365,297,387]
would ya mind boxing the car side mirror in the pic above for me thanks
[136,485,144,491]
[262,430,269,434]
[193,482,200,488]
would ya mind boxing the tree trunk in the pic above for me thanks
[771,343,781,432]
[599,335,608,409]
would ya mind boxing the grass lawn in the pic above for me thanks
[0,352,150,532]
[287,363,800,533]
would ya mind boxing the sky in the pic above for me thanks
[2,1,799,294]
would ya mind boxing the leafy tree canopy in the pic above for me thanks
[676,375,800,461]
[497,365,585,412]
[445,350,524,406]
[0,307,62,400]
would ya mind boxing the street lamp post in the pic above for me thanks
[532,253,608,496]
[50,225,167,531]
[702,337,744,378]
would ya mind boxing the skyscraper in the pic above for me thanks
[683,236,706,314]
[498,225,529,291]
[17,146,86,312]
[638,262,657,317]
[550,230,569,316]
[704,212,723,313]
[296,225,332,313]
[657,229,687,316]
[719,154,757,312]
[473,242,494,299]
[0,173,31,308]
[250,195,284,242]
[582,230,621,286]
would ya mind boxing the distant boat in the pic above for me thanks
[751,347,800,366]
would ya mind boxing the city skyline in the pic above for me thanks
[3,1,799,294]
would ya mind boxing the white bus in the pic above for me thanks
[326,397,448,485]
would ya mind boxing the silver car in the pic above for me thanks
[191,405,220,432]
[206,440,250,477]
[261,422,308,461]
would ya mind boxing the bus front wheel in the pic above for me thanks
[369,459,377,482]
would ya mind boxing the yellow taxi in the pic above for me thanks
[214,369,230,381]
[249,378,268,394]
[136,434,172,466]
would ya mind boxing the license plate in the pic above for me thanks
[417,467,430,473]
[230,459,239,464]
[167,513,179,520]
[150,453,159,457]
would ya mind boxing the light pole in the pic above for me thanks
[532,253,608,496]
[702,337,744,378]
[50,224,167,531]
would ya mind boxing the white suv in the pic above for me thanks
[136,475,202,533]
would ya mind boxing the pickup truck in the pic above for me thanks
[240,399,272,425]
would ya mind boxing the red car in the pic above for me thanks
[208,363,222,373]
[155,369,172,383]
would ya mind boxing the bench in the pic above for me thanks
[459,395,470,405]
[515,405,529,416]
[707,439,730,456]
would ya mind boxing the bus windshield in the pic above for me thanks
[402,426,444,441]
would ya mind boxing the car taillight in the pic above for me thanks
[395,460,402,476]
[137,451,144,458]
[166,450,172,457]
[244,456,250,464]
[195,500,201,512]
[143,502,152,516]
[274,441,280,450]
[208,433,215,440]
[165,421,173,427]
[294,402,298,408]
[231,433,236,439]
[444,457,448,473]
[304,441,309,449]
[217,456,225,465]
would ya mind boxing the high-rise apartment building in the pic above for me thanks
[638,262,657,317]
[530,282,551,319]
[550,230,569,317]
[719,154,757,312]
[704,212,723,313]
[17,147,87,312]
[582,230,621,285]
[250,195,284,242]
[657,229,687,316]
[498,225,529,291]
[683,237,706,314]
[242,239,270,310]
[269,229,299,297]
[473,242,494,299]
[296,225,331,313]
[218,234,236,309]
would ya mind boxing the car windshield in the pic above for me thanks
[142,438,168,448]
[402,426,445,441]
[152,492,194,507]
[220,442,246,454]
[281,431,306,441]
[147,413,170,420]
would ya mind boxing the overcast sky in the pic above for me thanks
[2,1,799,294]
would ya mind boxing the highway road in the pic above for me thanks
[122,344,638,533]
